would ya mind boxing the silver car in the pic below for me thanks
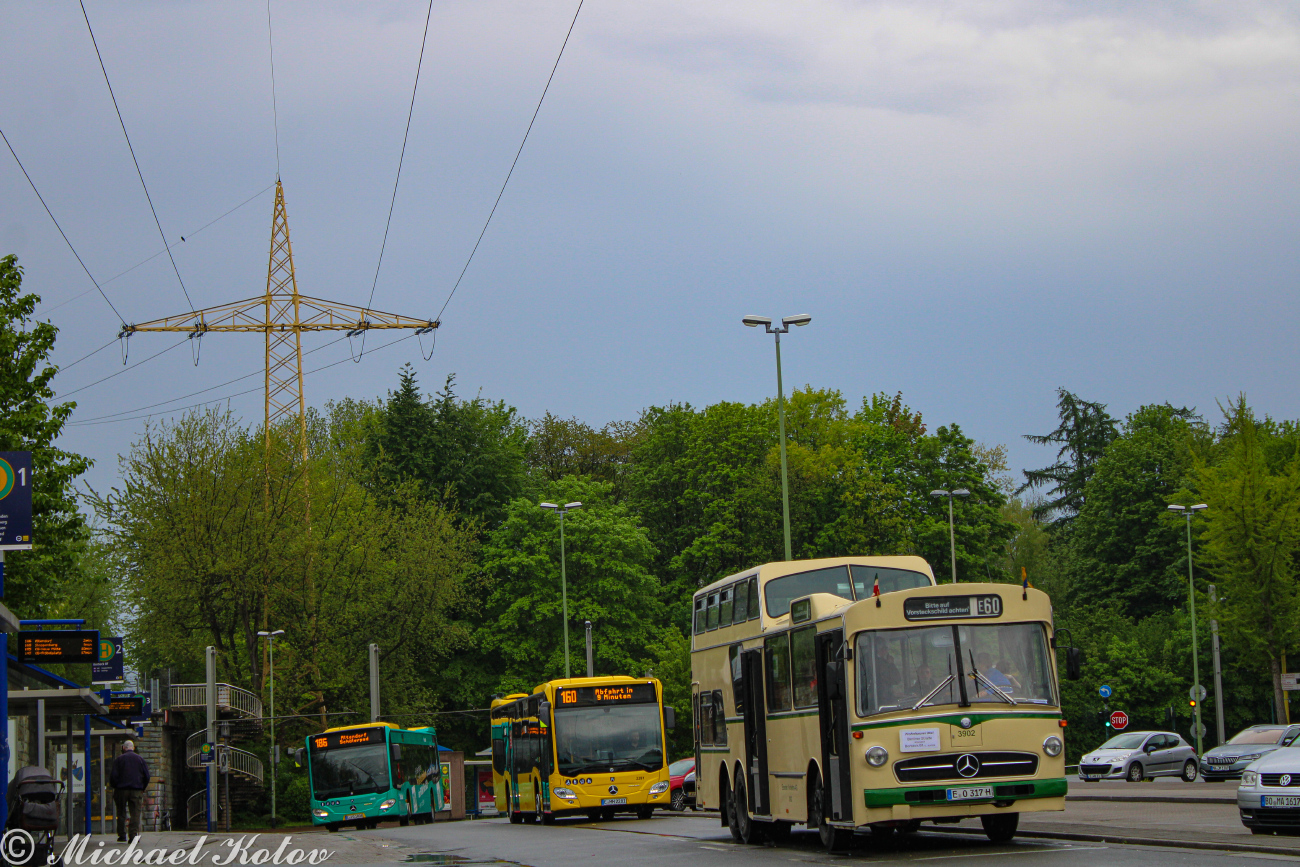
[1078,730,1199,783]
[1202,725,1300,782]
[1237,746,1300,833]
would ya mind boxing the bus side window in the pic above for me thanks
[765,633,793,712]
[492,737,505,775]
[707,593,720,630]
[748,577,760,621]
[733,582,748,622]
[719,586,733,628]
[693,693,703,749]
[729,644,744,715]
[694,597,706,635]
[698,693,714,745]
[712,691,727,745]
[791,626,818,708]
[391,743,405,785]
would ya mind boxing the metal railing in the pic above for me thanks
[184,729,265,784]
[185,790,210,829]
[169,683,263,719]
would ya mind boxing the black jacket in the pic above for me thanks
[109,751,150,790]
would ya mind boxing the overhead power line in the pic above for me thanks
[267,0,281,177]
[0,126,126,323]
[366,0,436,320]
[79,0,196,312]
[58,338,119,373]
[436,0,586,323]
[42,182,275,316]
[59,338,187,399]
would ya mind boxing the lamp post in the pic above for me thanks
[930,489,970,583]
[1168,503,1208,759]
[541,502,582,678]
[743,313,812,561]
[257,629,285,828]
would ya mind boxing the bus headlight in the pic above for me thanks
[378,799,396,811]
[650,781,669,795]
[554,788,576,800]
[866,746,889,767]
[1043,736,1063,757]
[313,809,329,819]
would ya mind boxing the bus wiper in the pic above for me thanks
[611,758,655,771]
[966,650,1016,705]
[912,675,956,710]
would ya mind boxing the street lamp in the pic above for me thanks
[257,629,285,828]
[930,489,970,583]
[1168,503,1208,758]
[541,502,582,678]
[743,313,812,561]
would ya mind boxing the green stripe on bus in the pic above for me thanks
[851,711,1060,732]
[863,777,1068,807]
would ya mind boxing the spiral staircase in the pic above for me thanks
[168,683,265,829]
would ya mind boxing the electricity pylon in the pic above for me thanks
[120,180,438,463]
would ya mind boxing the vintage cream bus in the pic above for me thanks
[690,557,1070,851]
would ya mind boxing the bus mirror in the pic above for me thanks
[1065,647,1084,680]
[665,706,675,731]
[539,701,551,720]
[825,661,843,700]
[293,748,305,768]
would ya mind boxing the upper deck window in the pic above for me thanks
[719,586,734,627]
[764,564,931,617]
[733,581,749,621]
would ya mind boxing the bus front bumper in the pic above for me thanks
[549,781,671,812]
[858,777,1067,824]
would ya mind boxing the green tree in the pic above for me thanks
[0,255,93,617]
[1018,389,1118,526]
[1195,397,1300,721]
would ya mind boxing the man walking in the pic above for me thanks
[110,740,150,843]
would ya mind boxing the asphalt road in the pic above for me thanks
[352,810,1298,867]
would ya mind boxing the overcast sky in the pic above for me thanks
[3,1,1298,500]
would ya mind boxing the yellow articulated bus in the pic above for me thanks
[490,676,675,824]
[691,556,1074,851]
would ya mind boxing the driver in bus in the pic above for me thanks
[974,652,1014,694]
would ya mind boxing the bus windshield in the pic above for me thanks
[554,703,664,775]
[310,744,391,799]
[855,622,1055,716]
[765,565,930,617]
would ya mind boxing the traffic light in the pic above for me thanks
[1189,699,1197,709]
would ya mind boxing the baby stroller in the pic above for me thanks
[6,766,64,867]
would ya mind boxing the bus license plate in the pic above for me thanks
[601,798,627,806]
[947,786,993,802]
[1263,796,1300,808]
[345,812,365,820]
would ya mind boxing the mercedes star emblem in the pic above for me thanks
[959,717,973,729]
[955,754,981,778]
[608,785,618,795]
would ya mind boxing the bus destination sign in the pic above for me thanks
[903,595,1002,621]
[18,630,99,663]
[311,727,386,751]
[556,683,657,707]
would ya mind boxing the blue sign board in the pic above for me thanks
[1099,684,1113,699]
[92,637,125,683]
[0,451,32,550]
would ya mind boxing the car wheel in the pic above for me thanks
[1126,763,1144,783]
[981,812,1019,843]
[670,788,685,812]
[1181,760,1198,782]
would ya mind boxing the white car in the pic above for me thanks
[1078,731,1199,783]
[1238,747,1300,833]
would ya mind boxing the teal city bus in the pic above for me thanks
[304,723,443,831]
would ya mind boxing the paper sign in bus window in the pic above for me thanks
[899,727,941,752]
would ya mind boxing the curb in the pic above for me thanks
[925,824,1300,858]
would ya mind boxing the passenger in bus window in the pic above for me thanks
[908,663,935,697]
[873,644,902,704]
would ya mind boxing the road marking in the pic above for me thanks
[910,845,1107,861]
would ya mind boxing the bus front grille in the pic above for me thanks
[894,752,1039,783]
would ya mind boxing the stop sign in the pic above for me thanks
[1110,710,1129,730]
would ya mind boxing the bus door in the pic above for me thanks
[815,629,852,823]
[740,648,770,816]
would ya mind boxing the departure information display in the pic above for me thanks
[311,727,387,751]
[18,630,99,663]
[105,696,144,718]
[555,683,657,707]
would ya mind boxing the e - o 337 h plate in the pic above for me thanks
[345,812,365,820]
[1263,795,1300,808]
[947,786,994,802]
[601,798,627,806]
